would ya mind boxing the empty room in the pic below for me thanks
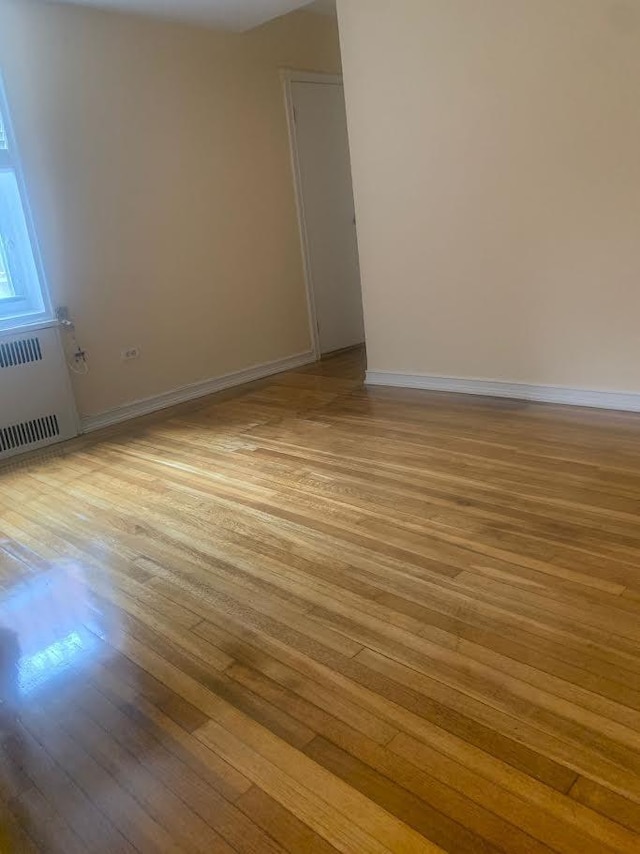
[1,0,639,851]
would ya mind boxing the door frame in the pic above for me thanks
[281,69,344,359]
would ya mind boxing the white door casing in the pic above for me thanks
[283,71,365,356]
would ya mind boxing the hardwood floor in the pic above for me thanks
[1,346,640,852]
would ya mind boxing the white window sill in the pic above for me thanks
[0,317,59,336]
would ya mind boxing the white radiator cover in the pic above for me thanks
[0,325,79,460]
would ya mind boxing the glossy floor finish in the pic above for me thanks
[1,348,640,852]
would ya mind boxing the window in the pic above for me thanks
[0,77,51,330]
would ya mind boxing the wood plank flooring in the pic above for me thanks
[1,346,640,852]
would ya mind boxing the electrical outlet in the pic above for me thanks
[121,346,141,361]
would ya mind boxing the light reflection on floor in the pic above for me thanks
[0,564,116,725]
[0,562,121,850]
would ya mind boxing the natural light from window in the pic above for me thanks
[0,76,51,330]
[0,236,12,299]
[0,109,7,150]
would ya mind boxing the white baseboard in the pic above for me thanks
[365,370,640,413]
[82,350,315,433]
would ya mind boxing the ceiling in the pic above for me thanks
[44,0,336,31]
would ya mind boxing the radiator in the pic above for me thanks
[0,325,79,460]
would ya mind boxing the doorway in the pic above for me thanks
[283,71,365,357]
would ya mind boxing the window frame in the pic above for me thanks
[0,74,53,332]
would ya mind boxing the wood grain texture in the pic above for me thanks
[1,346,640,852]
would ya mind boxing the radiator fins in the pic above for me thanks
[0,415,60,453]
[0,337,43,368]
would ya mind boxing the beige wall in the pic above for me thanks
[338,0,640,392]
[0,1,341,417]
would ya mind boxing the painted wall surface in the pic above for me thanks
[338,0,640,392]
[0,1,340,416]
